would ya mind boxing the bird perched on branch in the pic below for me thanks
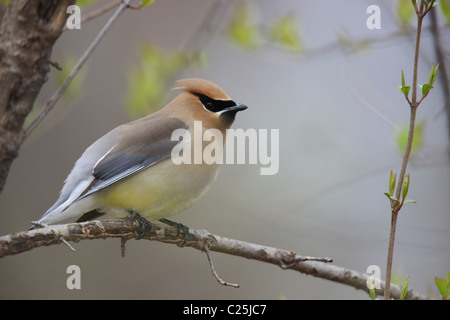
[31,79,247,233]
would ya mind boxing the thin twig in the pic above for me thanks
[120,238,128,257]
[384,0,435,300]
[63,0,123,32]
[24,0,133,138]
[59,235,76,252]
[46,59,63,71]
[204,240,240,288]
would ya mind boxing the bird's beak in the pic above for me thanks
[226,103,248,112]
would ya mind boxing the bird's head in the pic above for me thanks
[170,78,247,129]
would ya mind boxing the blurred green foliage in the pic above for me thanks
[124,44,197,118]
[269,15,303,54]
[394,121,424,156]
[391,269,405,287]
[76,0,97,7]
[226,2,262,50]
[441,0,450,24]
[226,1,305,55]
[140,0,155,8]
[336,29,371,53]
[55,56,85,101]
[396,0,415,26]
[225,0,450,57]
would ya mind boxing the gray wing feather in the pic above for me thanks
[78,117,188,199]
[38,125,124,221]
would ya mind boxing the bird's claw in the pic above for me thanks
[130,212,152,240]
[159,218,189,247]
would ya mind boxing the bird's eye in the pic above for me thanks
[197,94,235,113]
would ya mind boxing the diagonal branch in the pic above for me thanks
[0,220,427,300]
[62,0,123,32]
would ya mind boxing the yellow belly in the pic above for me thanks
[94,158,220,221]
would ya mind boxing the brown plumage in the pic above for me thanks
[173,78,231,100]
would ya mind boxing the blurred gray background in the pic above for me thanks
[0,0,449,299]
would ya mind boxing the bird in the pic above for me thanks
[31,78,247,232]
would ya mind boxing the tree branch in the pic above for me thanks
[0,220,427,300]
[0,0,75,194]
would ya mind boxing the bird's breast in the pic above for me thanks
[94,158,220,220]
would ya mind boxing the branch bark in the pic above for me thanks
[0,220,428,300]
[0,0,75,194]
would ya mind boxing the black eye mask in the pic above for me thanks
[195,93,237,113]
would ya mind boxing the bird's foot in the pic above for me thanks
[159,218,189,247]
[129,211,152,240]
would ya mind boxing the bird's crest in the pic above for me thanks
[173,78,230,100]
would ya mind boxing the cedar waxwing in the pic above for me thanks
[32,78,247,227]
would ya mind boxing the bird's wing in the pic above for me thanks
[38,117,189,225]
[37,125,125,223]
[78,117,189,199]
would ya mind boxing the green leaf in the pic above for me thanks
[367,278,376,300]
[400,85,411,98]
[397,0,415,26]
[400,70,410,98]
[403,199,416,204]
[399,276,410,300]
[428,63,439,85]
[421,83,433,96]
[402,173,410,200]
[269,15,303,54]
[441,0,450,24]
[140,0,155,7]
[394,121,424,156]
[435,272,450,300]
[428,64,434,84]
[389,170,397,195]
[385,193,399,202]
[226,3,261,50]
